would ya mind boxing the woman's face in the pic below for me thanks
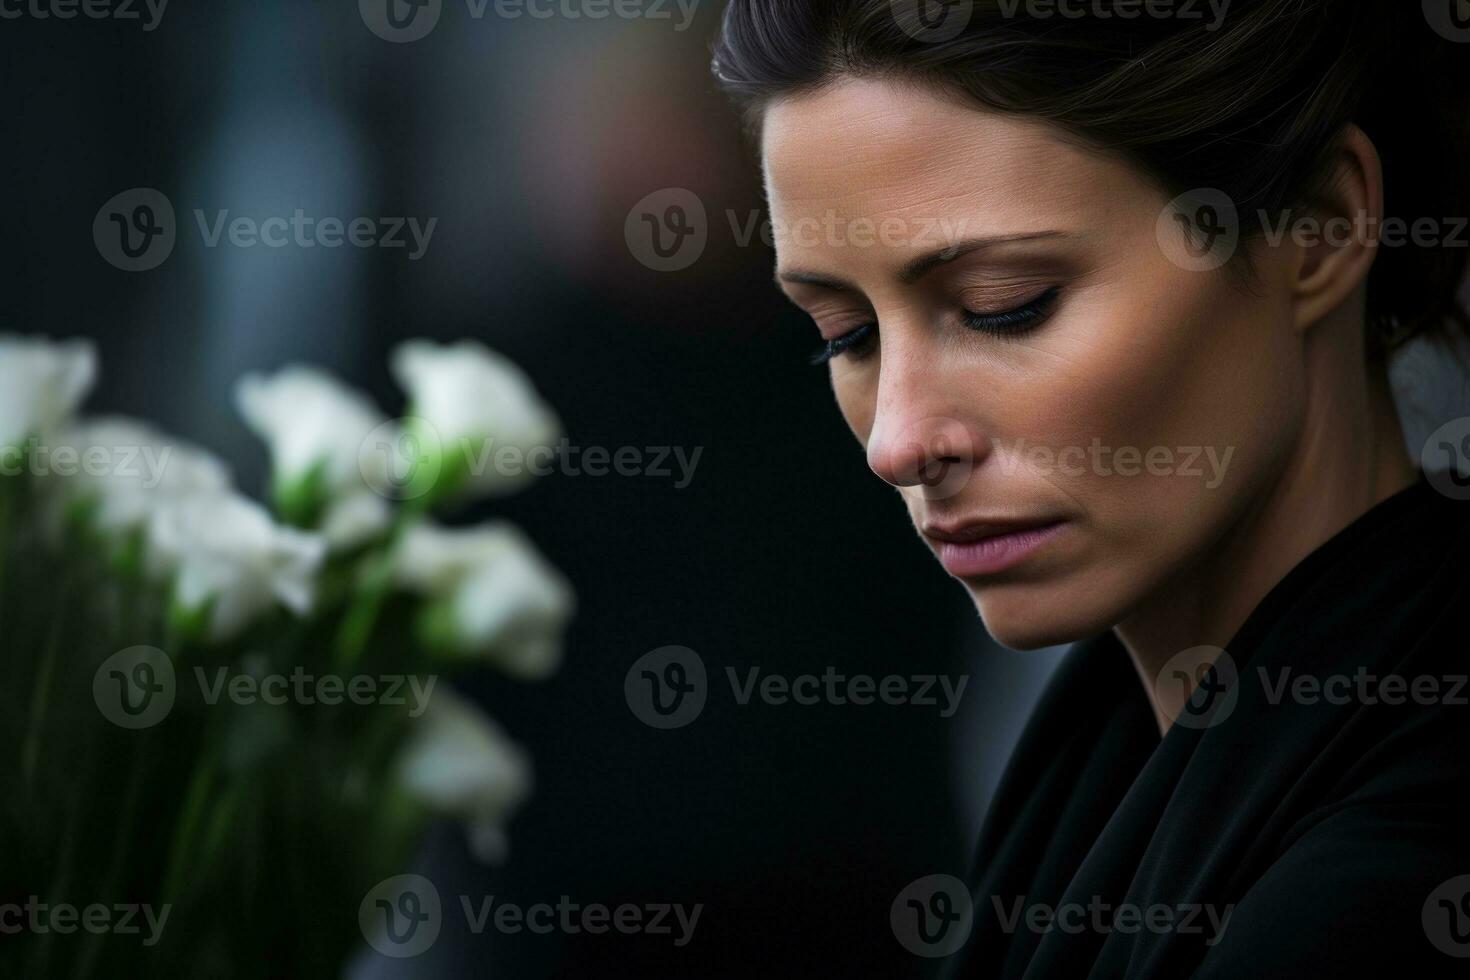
[763,78,1306,649]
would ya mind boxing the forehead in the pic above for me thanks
[760,77,1129,236]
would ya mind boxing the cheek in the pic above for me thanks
[830,362,878,446]
[1040,265,1302,554]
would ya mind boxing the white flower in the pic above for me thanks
[396,686,532,863]
[147,492,326,642]
[234,365,389,520]
[394,520,574,679]
[50,417,231,533]
[319,491,392,552]
[390,339,561,501]
[0,334,97,451]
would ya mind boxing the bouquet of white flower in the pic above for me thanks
[0,333,573,977]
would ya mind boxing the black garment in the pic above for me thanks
[949,474,1470,978]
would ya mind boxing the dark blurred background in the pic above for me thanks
[0,2,1067,976]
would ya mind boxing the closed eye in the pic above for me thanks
[808,288,1061,366]
[962,287,1060,336]
[809,322,876,366]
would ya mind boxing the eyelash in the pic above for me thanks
[808,287,1061,366]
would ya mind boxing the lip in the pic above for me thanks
[923,518,1068,577]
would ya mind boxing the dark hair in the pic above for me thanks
[711,0,1470,356]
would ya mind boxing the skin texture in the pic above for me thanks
[763,78,1416,733]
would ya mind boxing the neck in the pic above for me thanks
[1115,326,1416,736]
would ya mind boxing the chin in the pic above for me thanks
[967,578,1120,651]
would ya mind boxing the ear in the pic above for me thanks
[1289,123,1383,332]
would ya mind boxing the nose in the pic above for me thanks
[865,359,987,497]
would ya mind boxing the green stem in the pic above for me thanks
[20,568,74,789]
[193,782,241,882]
[333,499,426,673]
[71,733,151,980]
[0,477,13,631]
[160,735,218,904]
[32,732,93,978]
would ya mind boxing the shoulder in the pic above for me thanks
[1194,799,1470,977]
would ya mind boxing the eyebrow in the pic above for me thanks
[775,231,1070,290]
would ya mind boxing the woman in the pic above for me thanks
[713,1,1470,976]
